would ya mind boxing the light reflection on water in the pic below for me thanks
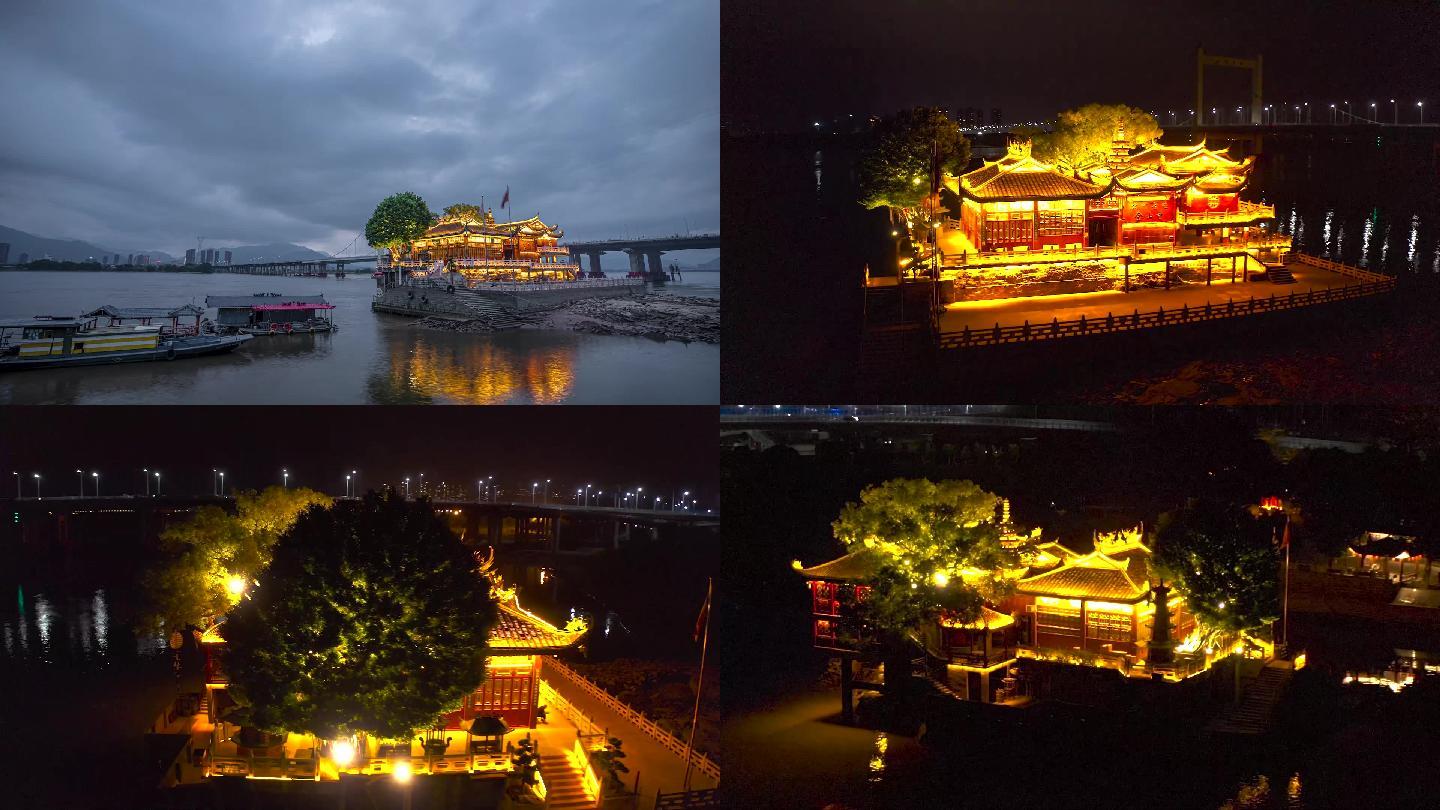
[0,271,719,404]
[0,586,164,667]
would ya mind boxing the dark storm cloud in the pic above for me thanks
[0,0,718,255]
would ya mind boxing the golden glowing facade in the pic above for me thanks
[406,208,577,282]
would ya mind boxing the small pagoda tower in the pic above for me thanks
[1107,121,1134,167]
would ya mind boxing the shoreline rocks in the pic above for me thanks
[413,293,719,343]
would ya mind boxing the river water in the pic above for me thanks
[0,270,719,404]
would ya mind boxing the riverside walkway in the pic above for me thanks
[543,661,717,809]
[934,254,1392,349]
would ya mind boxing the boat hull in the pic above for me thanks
[0,335,252,371]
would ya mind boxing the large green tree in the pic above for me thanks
[1032,103,1162,168]
[1153,499,1280,640]
[221,492,498,739]
[139,486,332,632]
[365,192,435,258]
[831,478,1024,633]
[857,108,971,211]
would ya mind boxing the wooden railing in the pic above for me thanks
[656,788,720,809]
[544,660,720,782]
[1293,252,1392,283]
[937,262,1396,351]
[945,234,1292,270]
[1176,200,1275,226]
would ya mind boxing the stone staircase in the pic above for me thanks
[1206,661,1293,736]
[539,751,594,810]
[449,288,528,329]
[1265,265,1297,284]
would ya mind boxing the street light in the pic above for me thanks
[352,471,359,497]
[227,576,247,596]
[584,484,592,507]
[92,471,99,497]
[1329,103,1336,124]
[531,482,538,504]
[1419,101,1425,124]
[219,471,225,496]
[154,471,161,496]
[75,469,83,497]
[11,472,17,499]
[143,468,150,497]
[32,473,41,499]
[404,477,411,497]
[282,469,289,488]
[212,468,218,496]
[1392,98,1398,125]
[346,474,352,497]
[1345,100,1351,123]
[654,495,661,510]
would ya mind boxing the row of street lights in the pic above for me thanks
[11,469,162,498]
[1170,99,1425,126]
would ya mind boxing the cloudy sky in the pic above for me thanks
[0,0,717,256]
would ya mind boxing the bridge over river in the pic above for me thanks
[3,495,717,554]
[564,234,720,279]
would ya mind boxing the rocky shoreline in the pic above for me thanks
[415,293,719,344]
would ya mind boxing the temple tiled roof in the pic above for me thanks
[488,601,587,654]
[940,605,1015,630]
[796,547,885,582]
[963,170,1111,202]
[1017,549,1149,602]
[1192,171,1249,192]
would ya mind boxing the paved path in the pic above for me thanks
[543,666,717,809]
[940,261,1363,333]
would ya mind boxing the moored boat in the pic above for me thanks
[205,293,338,335]
[0,316,252,370]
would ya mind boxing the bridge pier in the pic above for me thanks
[586,250,604,275]
[645,250,665,282]
[626,250,646,276]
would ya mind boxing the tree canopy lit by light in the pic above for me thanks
[139,486,332,632]
[1031,103,1162,168]
[1153,499,1280,640]
[831,478,1026,633]
[857,107,970,211]
[221,491,498,739]
[364,192,435,257]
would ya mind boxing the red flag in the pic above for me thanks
[1280,519,1291,550]
[501,186,510,209]
[692,587,711,643]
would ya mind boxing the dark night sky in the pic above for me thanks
[0,406,718,505]
[723,0,1440,129]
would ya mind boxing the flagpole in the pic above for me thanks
[682,578,712,791]
[1282,516,1291,650]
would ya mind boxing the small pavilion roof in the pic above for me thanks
[84,304,205,319]
[796,547,885,582]
[1017,548,1150,602]
[940,606,1015,630]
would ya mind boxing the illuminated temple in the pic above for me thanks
[929,126,1291,300]
[798,524,1214,706]
[395,208,579,282]
[195,555,587,780]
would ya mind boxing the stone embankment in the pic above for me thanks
[416,294,719,344]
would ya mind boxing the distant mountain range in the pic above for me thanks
[0,224,169,263]
[223,243,331,263]
[0,224,330,265]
